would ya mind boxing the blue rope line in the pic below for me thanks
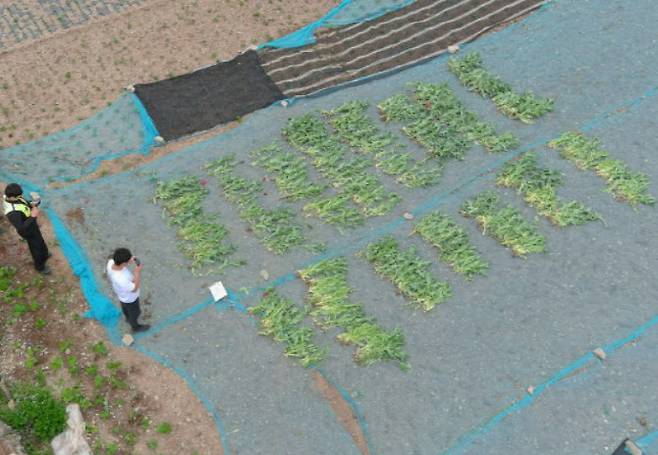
[441,312,658,454]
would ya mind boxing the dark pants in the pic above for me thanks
[24,229,49,271]
[120,298,141,330]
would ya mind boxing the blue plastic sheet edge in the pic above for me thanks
[259,0,415,49]
[46,206,122,343]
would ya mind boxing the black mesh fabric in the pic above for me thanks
[135,50,284,141]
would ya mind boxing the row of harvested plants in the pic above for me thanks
[150,54,653,369]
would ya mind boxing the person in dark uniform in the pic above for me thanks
[3,183,51,274]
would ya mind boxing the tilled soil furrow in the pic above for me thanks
[265,0,544,97]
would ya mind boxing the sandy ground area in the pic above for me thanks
[0,0,339,148]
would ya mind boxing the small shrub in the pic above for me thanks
[156,422,172,434]
[0,383,66,441]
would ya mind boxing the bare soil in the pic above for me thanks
[0,0,339,148]
[312,370,370,455]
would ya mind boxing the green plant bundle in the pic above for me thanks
[448,52,554,123]
[461,191,546,257]
[413,82,520,153]
[283,114,400,217]
[497,153,600,226]
[206,155,306,254]
[154,176,235,271]
[154,176,207,225]
[362,236,451,311]
[303,194,364,230]
[548,132,655,206]
[413,212,488,279]
[325,100,443,188]
[299,258,409,369]
[251,143,325,200]
[378,94,469,160]
[250,289,326,367]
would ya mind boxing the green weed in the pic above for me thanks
[362,237,451,312]
[461,191,546,257]
[413,212,488,279]
[156,422,172,434]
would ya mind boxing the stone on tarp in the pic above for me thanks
[51,404,91,455]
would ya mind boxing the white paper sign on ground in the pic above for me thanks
[209,281,227,302]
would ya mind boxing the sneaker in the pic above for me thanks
[132,324,151,333]
[38,266,52,275]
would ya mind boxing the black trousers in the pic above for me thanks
[24,229,49,271]
[120,298,141,330]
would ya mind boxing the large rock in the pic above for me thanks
[50,404,91,455]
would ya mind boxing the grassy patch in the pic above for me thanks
[284,114,399,217]
[497,153,600,226]
[299,258,409,369]
[448,52,554,123]
[0,382,67,444]
[413,212,488,279]
[325,100,443,187]
[250,289,326,367]
[206,155,307,254]
[461,191,546,257]
[413,82,520,153]
[154,176,236,272]
[548,132,655,206]
[362,236,451,311]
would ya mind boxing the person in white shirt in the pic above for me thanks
[106,247,150,333]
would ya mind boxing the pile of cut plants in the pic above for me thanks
[299,258,409,369]
[362,236,451,312]
[496,153,600,226]
[448,52,554,123]
[413,211,488,279]
[461,191,546,257]
[250,289,327,367]
[325,100,443,188]
[154,176,236,273]
[251,142,364,229]
[413,82,520,153]
[206,154,310,255]
[378,93,469,161]
[549,132,655,206]
[284,114,400,217]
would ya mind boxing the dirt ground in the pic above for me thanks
[0,0,340,149]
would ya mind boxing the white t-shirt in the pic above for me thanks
[106,259,139,303]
